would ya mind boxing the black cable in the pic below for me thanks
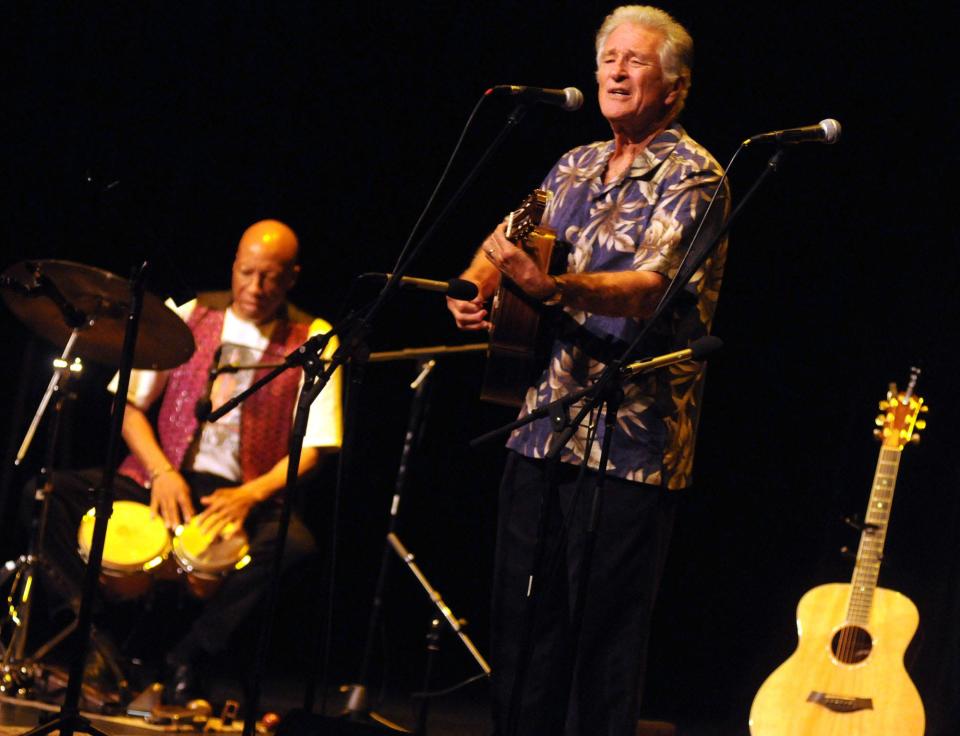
[390,93,489,276]
[411,672,489,699]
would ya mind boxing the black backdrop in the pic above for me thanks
[2,2,958,734]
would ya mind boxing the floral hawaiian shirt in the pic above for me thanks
[504,123,728,489]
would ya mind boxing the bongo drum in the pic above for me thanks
[77,500,170,600]
[171,518,250,599]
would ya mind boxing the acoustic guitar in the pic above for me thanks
[749,368,927,736]
[480,189,558,407]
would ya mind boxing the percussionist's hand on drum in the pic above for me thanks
[196,486,259,540]
[150,470,196,530]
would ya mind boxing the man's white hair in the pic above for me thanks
[595,5,694,115]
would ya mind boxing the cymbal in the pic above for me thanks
[2,259,195,370]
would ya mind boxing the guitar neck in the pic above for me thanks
[846,445,901,624]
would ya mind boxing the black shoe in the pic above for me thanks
[163,654,203,706]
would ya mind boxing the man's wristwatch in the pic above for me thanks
[542,274,563,306]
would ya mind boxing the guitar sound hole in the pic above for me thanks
[831,625,873,664]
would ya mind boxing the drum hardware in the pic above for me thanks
[0,344,95,697]
[2,259,192,736]
[1,260,196,372]
[0,257,195,701]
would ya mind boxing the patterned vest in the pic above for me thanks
[118,294,312,487]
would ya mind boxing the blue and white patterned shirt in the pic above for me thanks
[505,123,728,488]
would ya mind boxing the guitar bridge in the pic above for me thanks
[807,691,874,713]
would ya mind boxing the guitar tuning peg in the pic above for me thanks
[910,434,921,444]
[915,419,927,430]
[875,415,885,427]
[878,400,889,410]
[873,428,883,440]
[920,404,930,413]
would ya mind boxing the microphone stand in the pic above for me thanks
[204,313,347,736]
[199,99,542,736]
[341,358,433,731]
[339,344,491,732]
[483,146,788,736]
[18,262,149,736]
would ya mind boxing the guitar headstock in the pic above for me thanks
[504,189,550,243]
[873,366,928,450]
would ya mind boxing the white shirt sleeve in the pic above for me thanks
[301,317,343,449]
[106,299,196,410]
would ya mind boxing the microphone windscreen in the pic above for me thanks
[563,87,585,111]
[690,335,723,360]
[447,278,480,301]
[820,118,842,144]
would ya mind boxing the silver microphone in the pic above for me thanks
[745,119,841,146]
[487,85,584,112]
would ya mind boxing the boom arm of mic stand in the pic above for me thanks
[386,533,491,675]
[205,319,341,423]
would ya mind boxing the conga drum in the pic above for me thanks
[77,500,170,600]
[171,519,250,599]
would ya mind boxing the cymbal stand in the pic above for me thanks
[1,330,82,691]
[15,329,81,466]
[18,262,148,736]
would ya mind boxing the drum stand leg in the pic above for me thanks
[15,261,148,736]
[1,333,78,682]
[1,351,128,704]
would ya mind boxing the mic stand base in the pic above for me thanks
[338,684,411,733]
[277,709,410,736]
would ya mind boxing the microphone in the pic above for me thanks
[194,344,223,422]
[486,85,584,112]
[621,335,723,378]
[745,118,841,146]
[364,273,480,300]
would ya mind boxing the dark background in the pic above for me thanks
[2,2,958,734]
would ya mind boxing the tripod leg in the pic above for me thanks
[18,713,112,736]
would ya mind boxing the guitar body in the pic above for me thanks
[749,583,924,736]
[481,225,557,407]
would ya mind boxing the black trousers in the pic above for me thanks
[491,452,678,736]
[26,468,316,661]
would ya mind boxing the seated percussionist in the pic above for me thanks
[37,219,342,705]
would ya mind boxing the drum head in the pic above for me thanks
[78,500,169,572]
[173,520,249,575]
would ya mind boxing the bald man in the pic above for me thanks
[33,220,342,706]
